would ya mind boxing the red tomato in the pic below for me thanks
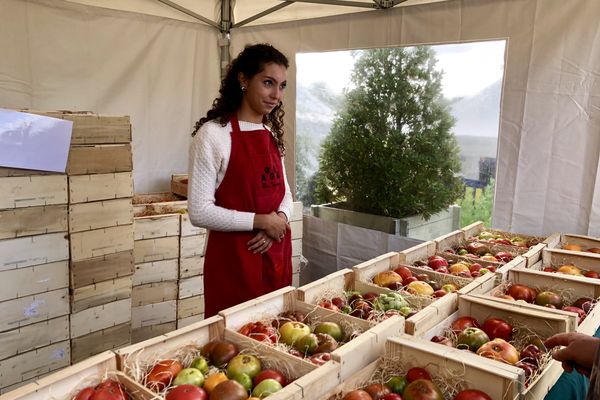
[92,387,129,400]
[74,387,95,400]
[253,368,287,387]
[451,316,480,333]
[165,385,208,400]
[454,389,493,400]
[406,367,432,382]
[506,284,537,303]
[146,359,183,391]
[238,322,257,337]
[481,318,513,341]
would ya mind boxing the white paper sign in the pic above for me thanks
[0,109,73,172]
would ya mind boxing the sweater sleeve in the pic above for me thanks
[277,160,293,223]
[187,123,255,232]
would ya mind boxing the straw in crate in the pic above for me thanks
[461,221,547,249]
[115,315,323,399]
[219,286,403,382]
[323,334,521,400]
[418,294,575,399]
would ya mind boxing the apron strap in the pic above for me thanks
[230,115,241,133]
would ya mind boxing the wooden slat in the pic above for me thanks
[291,219,303,240]
[0,232,69,272]
[67,144,132,175]
[180,234,206,258]
[177,295,205,319]
[131,300,177,329]
[170,174,188,198]
[70,323,131,364]
[179,255,204,279]
[71,276,133,313]
[132,281,178,306]
[0,205,67,240]
[70,250,134,289]
[69,172,133,204]
[134,236,179,264]
[70,298,132,339]
[133,213,180,240]
[0,175,67,210]
[0,316,70,361]
[133,258,179,286]
[0,341,70,390]
[180,213,205,236]
[132,322,176,344]
[292,238,302,257]
[177,314,205,329]
[0,289,69,333]
[70,224,134,262]
[178,276,204,299]
[0,261,68,302]
[291,201,303,222]
[69,198,133,233]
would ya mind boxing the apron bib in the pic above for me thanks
[203,116,292,317]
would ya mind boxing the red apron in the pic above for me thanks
[203,116,292,317]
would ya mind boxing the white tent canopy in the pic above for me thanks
[1,0,599,237]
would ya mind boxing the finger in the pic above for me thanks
[249,237,268,251]
[544,333,573,349]
[261,241,273,253]
[561,361,574,373]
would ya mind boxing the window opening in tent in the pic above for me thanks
[295,40,506,230]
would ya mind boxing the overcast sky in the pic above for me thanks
[296,40,506,99]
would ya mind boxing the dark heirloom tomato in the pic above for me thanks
[456,327,490,352]
[406,367,431,382]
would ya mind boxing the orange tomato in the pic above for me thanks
[203,372,228,394]
[145,359,183,391]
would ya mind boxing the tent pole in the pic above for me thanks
[156,0,220,28]
[219,0,233,79]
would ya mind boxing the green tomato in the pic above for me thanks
[386,375,408,394]
[457,327,490,352]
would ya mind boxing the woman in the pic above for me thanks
[188,43,293,317]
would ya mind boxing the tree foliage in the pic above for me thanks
[314,46,464,219]
[458,179,495,227]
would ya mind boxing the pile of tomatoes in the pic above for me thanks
[73,379,129,400]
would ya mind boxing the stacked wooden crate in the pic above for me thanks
[131,194,182,343]
[0,169,71,393]
[291,201,303,287]
[63,113,134,363]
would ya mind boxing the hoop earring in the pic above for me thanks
[241,86,247,92]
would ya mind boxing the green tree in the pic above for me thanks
[314,46,463,219]
[458,179,495,227]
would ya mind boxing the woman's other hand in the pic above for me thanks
[247,230,273,254]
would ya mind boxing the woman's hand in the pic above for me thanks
[544,332,600,377]
[253,212,290,242]
[247,230,273,254]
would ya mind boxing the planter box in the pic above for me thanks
[324,335,521,400]
[219,286,404,381]
[311,203,460,240]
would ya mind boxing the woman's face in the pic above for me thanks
[240,62,287,122]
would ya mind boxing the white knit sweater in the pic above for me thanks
[188,119,293,232]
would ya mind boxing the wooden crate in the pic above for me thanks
[219,286,404,381]
[0,351,154,400]
[178,276,204,299]
[133,259,178,286]
[131,322,176,344]
[18,111,132,145]
[0,175,67,210]
[70,323,131,364]
[291,201,303,222]
[292,238,301,257]
[420,295,573,400]
[0,341,70,392]
[71,250,134,289]
[133,213,180,240]
[531,248,600,277]
[0,205,67,240]
[69,198,133,233]
[475,266,600,335]
[132,281,178,306]
[66,144,133,175]
[324,335,521,400]
[69,172,133,204]
[545,232,600,253]
[131,192,185,216]
[0,232,69,272]
[179,255,203,279]
[115,316,333,400]
[70,298,132,339]
[461,221,551,248]
[177,314,204,329]
[0,316,69,361]
[0,289,69,333]
[131,300,177,329]
[0,261,68,302]
[180,213,204,236]
[170,174,188,198]
[134,236,179,264]
[291,219,303,240]
[70,224,134,262]
[71,276,133,313]
[179,234,206,258]
[177,295,205,319]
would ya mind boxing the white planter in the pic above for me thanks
[310,203,460,241]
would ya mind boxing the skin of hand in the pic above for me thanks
[544,332,600,377]
[249,212,290,253]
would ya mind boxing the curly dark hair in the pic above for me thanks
[192,43,289,155]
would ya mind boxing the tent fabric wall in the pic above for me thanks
[231,0,600,237]
[0,0,220,193]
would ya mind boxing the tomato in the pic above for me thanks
[454,389,493,400]
[165,385,208,400]
[476,338,520,365]
[406,367,431,382]
[238,322,257,336]
[93,386,129,400]
[74,387,95,400]
[343,390,374,400]
[456,328,490,352]
[253,368,287,387]
[363,383,391,400]
[535,291,563,308]
[146,359,183,391]
[451,316,480,333]
[481,318,513,341]
[506,284,537,303]
[308,352,332,365]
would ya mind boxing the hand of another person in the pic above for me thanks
[247,230,273,254]
[544,332,600,377]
